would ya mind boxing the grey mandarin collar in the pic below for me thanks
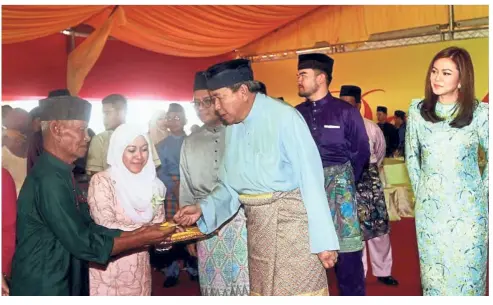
[205,123,225,133]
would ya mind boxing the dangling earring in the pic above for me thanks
[458,84,461,90]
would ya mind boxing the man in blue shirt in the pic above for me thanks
[173,59,339,296]
[155,103,198,287]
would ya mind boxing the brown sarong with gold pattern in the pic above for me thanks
[239,189,329,296]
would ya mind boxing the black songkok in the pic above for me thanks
[340,85,362,104]
[394,110,406,119]
[205,59,254,91]
[298,53,334,82]
[377,106,388,114]
[193,71,208,91]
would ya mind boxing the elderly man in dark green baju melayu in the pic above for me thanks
[10,96,175,296]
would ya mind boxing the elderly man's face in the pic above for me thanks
[211,86,248,125]
[57,120,90,159]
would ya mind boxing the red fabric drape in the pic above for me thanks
[3,5,317,96]
[2,33,68,101]
[2,5,319,57]
[2,34,232,101]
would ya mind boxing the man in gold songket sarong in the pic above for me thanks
[174,59,339,296]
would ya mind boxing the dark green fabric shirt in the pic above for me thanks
[10,152,121,296]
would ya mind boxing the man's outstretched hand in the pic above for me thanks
[173,204,202,226]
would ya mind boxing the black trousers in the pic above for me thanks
[149,243,198,277]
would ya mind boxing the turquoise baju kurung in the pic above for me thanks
[406,100,488,296]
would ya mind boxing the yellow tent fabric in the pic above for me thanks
[239,5,488,56]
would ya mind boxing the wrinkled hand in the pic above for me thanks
[132,225,150,235]
[173,204,202,226]
[121,224,150,237]
[317,250,338,269]
[2,276,9,296]
[186,243,197,257]
[137,224,176,246]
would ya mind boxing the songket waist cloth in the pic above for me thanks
[239,188,328,296]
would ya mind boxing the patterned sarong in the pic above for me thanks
[355,164,390,240]
[197,208,250,296]
[324,162,363,253]
[164,175,179,220]
[239,189,329,296]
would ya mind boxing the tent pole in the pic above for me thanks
[66,28,76,54]
[448,5,455,40]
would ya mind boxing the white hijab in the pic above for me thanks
[107,124,166,224]
[149,110,169,145]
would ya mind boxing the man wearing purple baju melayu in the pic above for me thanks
[295,53,370,296]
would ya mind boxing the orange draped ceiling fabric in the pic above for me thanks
[2,5,319,96]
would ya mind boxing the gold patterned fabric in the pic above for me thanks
[384,185,415,221]
[239,189,329,296]
[380,159,415,220]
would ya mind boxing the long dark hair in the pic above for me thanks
[420,46,476,128]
